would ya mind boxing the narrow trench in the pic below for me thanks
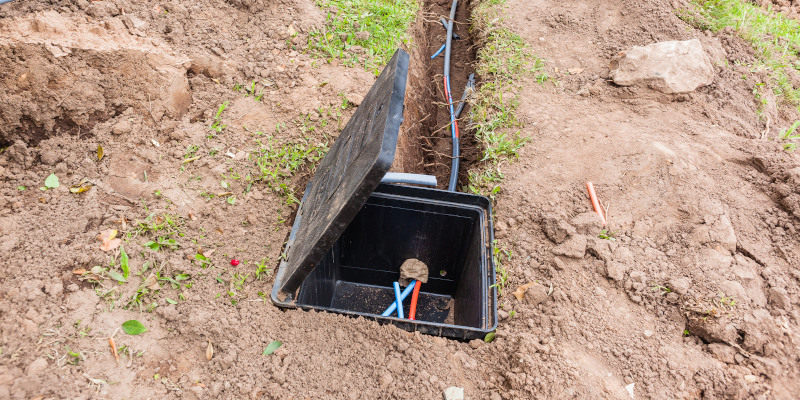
[395,0,479,190]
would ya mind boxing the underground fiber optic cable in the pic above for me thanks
[431,18,461,59]
[408,281,422,320]
[393,282,405,318]
[444,0,460,192]
[455,73,476,119]
[381,280,417,316]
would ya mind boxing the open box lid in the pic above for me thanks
[275,49,409,295]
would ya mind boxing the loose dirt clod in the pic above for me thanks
[399,258,428,286]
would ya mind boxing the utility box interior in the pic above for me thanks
[271,50,496,340]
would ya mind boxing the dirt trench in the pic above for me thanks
[395,0,479,190]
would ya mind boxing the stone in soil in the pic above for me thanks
[609,39,714,94]
[443,386,464,400]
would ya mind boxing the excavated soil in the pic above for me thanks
[0,0,799,399]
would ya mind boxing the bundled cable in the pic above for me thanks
[443,0,460,192]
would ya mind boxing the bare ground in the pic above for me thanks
[0,0,799,399]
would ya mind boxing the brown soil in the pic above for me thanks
[0,0,799,400]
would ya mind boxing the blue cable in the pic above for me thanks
[431,44,446,59]
[381,280,416,317]
[392,282,405,319]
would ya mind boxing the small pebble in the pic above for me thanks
[643,330,653,338]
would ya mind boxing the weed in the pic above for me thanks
[250,137,328,205]
[133,213,184,238]
[209,102,229,136]
[718,292,737,307]
[683,329,690,336]
[194,253,212,269]
[651,283,672,295]
[678,0,800,113]
[254,258,272,280]
[598,229,617,241]
[64,346,82,365]
[234,80,266,101]
[780,120,800,151]
[489,240,512,297]
[144,236,179,252]
[308,0,417,75]
[467,0,541,197]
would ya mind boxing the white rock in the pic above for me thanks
[610,39,713,94]
[443,386,464,400]
[625,382,635,399]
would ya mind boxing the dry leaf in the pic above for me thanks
[97,229,117,243]
[143,273,159,290]
[217,192,233,197]
[206,341,214,361]
[97,145,104,161]
[101,238,122,252]
[202,249,215,257]
[513,282,535,301]
[188,212,197,221]
[70,182,92,193]
[214,227,223,234]
[73,268,87,275]
[286,23,296,36]
[567,67,584,75]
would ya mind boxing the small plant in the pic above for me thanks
[144,236,179,252]
[598,229,617,241]
[209,101,229,135]
[651,283,672,295]
[489,240,511,297]
[254,258,272,280]
[41,173,60,190]
[65,346,82,365]
[718,292,737,307]
[250,137,328,204]
[683,329,690,337]
[780,120,800,151]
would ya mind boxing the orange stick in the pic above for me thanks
[109,337,119,364]
[586,182,607,225]
[408,281,421,320]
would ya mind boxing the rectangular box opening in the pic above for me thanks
[296,191,488,331]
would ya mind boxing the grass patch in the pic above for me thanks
[250,138,329,205]
[677,0,800,113]
[307,0,417,74]
[466,0,543,199]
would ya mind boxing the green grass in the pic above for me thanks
[250,138,329,205]
[781,120,800,150]
[466,0,543,199]
[307,0,417,74]
[678,0,800,113]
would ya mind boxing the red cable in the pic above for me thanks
[408,281,422,320]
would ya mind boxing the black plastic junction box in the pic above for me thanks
[270,49,497,340]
